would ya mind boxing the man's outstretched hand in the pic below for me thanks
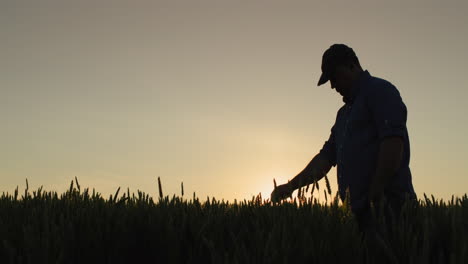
[270,183,294,203]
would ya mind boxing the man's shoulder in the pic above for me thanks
[366,74,397,91]
[362,74,401,98]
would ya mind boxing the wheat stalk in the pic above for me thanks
[324,174,332,195]
[158,176,163,199]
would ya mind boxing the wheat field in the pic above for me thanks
[0,177,466,263]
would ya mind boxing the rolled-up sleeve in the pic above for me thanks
[319,125,337,167]
[366,81,407,140]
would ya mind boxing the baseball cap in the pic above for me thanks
[317,44,358,86]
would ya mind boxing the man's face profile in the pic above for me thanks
[329,64,356,99]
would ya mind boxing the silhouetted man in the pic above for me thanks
[270,44,417,234]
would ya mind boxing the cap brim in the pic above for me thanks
[317,72,329,86]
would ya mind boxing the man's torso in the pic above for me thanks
[331,71,417,210]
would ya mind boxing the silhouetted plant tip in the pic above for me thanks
[113,187,120,203]
[69,179,74,193]
[181,182,184,196]
[75,176,81,192]
[324,174,332,195]
[311,180,316,195]
[25,178,29,199]
[158,176,163,199]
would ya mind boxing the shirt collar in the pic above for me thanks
[343,70,371,104]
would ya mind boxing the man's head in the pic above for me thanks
[317,44,363,99]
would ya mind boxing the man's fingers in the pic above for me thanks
[271,184,294,203]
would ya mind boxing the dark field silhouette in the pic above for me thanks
[0,177,466,263]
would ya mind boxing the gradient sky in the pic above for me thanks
[2,1,467,202]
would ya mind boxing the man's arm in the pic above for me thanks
[288,153,333,191]
[365,79,408,203]
[369,136,404,202]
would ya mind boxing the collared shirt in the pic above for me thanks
[319,70,417,211]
